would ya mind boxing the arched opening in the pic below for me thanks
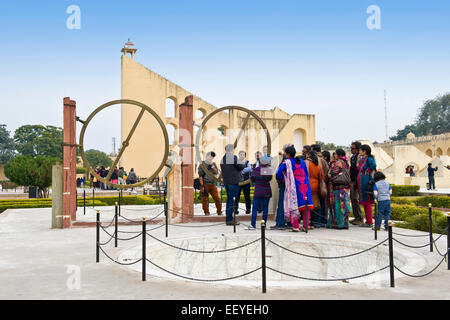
[294,129,305,154]
[166,124,177,146]
[195,108,206,120]
[165,98,176,119]
[436,148,443,157]
[425,149,432,158]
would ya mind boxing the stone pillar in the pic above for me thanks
[62,97,77,228]
[51,164,63,229]
[179,96,194,223]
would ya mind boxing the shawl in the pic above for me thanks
[283,159,299,219]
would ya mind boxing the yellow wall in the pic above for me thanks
[121,51,315,179]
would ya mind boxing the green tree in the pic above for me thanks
[316,141,347,151]
[14,125,63,159]
[390,93,450,141]
[84,149,113,168]
[4,155,58,198]
[0,124,15,164]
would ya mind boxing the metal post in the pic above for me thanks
[388,220,395,288]
[374,201,378,241]
[118,189,122,217]
[142,217,146,282]
[261,220,267,293]
[96,210,100,263]
[305,205,309,234]
[93,188,95,208]
[233,209,236,234]
[83,190,86,215]
[447,213,450,271]
[76,190,78,212]
[115,202,118,248]
[429,204,433,253]
[164,179,168,238]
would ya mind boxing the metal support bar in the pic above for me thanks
[261,220,267,293]
[388,220,395,288]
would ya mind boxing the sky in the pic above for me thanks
[0,0,449,154]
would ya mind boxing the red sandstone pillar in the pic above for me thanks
[179,96,194,223]
[63,97,77,228]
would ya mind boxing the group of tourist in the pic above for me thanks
[89,166,137,189]
[198,141,393,232]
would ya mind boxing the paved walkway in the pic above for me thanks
[0,208,449,300]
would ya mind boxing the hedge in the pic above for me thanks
[391,197,414,205]
[395,211,447,233]
[391,185,420,196]
[414,196,450,209]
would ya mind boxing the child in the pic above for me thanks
[247,156,273,230]
[373,171,392,231]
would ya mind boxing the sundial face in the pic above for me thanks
[79,99,170,189]
[195,106,271,185]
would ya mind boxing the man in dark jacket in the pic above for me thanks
[427,163,438,190]
[349,141,364,225]
[220,144,246,225]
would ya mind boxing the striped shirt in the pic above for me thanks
[250,166,273,198]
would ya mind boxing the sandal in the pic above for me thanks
[300,227,306,232]
[290,228,300,232]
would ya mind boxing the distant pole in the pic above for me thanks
[384,89,388,140]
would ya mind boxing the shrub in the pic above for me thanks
[390,204,443,222]
[414,196,450,209]
[396,211,447,233]
[391,197,414,205]
[391,185,420,196]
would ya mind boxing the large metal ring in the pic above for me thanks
[195,106,271,185]
[79,99,169,189]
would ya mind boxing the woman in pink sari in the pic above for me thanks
[276,146,314,232]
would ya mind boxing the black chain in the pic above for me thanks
[392,231,429,238]
[266,238,388,260]
[98,246,143,266]
[119,205,164,212]
[392,238,431,249]
[146,233,261,254]
[100,225,143,241]
[98,233,115,246]
[394,253,447,278]
[267,265,390,282]
[145,258,262,282]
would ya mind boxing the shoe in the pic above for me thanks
[270,225,286,230]
[204,213,210,216]
[246,226,256,230]
[350,219,363,225]
[290,228,300,232]
[217,212,223,216]
[234,211,240,215]
[372,226,381,231]
[359,223,373,228]
[226,221,240,226]
[245,211,251,215]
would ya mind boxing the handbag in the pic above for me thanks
[330,160,351,186]
[318,159,328,198]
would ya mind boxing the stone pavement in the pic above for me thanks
[0,207,449,300]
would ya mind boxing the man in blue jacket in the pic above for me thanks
[220,144,246,225]
[427,163,438,190]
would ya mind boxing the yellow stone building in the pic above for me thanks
[120,41,316,179]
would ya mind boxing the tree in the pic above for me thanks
[316,141,347,151]
[390,93,450,141]
[0,124,15,164]
[14,125,63,159]
[84,149,113,169]
[4,155,58,198]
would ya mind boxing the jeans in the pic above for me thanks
[234,183,251,214]
[428,176,435,190]
[376,200,391,229]
[251,197,270,228]
[275,186,286,227]
[225,184,240,223]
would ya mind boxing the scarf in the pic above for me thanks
[283,159,299,219]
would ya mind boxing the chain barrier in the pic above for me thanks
[431,219,449,234]
[119,205,164,212]
[392,238,431,249]
[266,238,389,260]
[145,258,262,282]
[119,210,165,223]
[99,246,143,266]
[266,265,390,282]
[145,232,261,254]
[100,225,144,241]
[98,233,115,246]
[433,240,448,258]
[392,231,429,238]
[394,253,448,278]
